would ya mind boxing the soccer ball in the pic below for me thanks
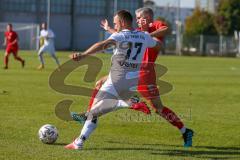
[38,124,58,144]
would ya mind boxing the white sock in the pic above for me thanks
[180,127,186,134]
[115,100,130,109]
[75,119,97,146]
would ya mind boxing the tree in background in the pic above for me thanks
[214,0,240,35]
[184,7,217,36]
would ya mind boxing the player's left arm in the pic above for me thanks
[70,39,116,61]
[10,38,18,46]
[2,37,6,46]
[150,25,170,38]
[10,33,18,46]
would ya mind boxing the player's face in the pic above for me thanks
[113,15,122,32]
[136,12,149,29]
[6,25,12,32]
[41,23,46,30]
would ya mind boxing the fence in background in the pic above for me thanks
[164,34,240,57]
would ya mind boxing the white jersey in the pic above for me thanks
[108,29,156,74]
[98,29,157,100]
[108,29,156,72]
[40,29,55,46]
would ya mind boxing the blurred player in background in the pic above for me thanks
[37,22,60,70]
[39,23,45,48]
[3,23,25,69]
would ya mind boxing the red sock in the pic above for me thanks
[160,106,184,130]
[4,56,9,67]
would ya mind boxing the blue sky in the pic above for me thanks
[153,0,195,8]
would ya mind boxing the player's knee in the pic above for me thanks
[38,52,43,56]
[95,84,101,90]
[95,81,103,89]
[150,99,164,112]
[86,112,97,121]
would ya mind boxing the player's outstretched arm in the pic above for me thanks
[150,26,170,38]
[100,19,116,34]
[70,39,116,61]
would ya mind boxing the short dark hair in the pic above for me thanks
[7,23,12,27]
[115,10,133,25]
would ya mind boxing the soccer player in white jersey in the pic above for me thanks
[65,10,161,150]
[37,22,60,69]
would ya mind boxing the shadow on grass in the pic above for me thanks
[83,140,240,159]
[51,142,68,146]
[142,143,240,151]
[151,149,240,159]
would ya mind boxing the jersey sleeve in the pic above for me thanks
[47,30,55,38]
[40,30,47,38]
[14,32,18,39]
[107,32,122,42]
[145,32,157,48]
[153,20,167,29]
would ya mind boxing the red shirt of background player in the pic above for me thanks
[142,20,167,62]
[5,31,19,53]
[137,20,167,99]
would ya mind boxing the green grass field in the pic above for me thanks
[0,51,240,160]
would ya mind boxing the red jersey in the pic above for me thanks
[5,31,18,48]
[142,20,167,63]
[137,20,167,99]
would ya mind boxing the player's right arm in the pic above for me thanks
[70,39,116,61]
[150,26,169,38]
[150,21,170,38]
[146,33,162,52]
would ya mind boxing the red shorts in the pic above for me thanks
[137,64,160,99]
[6,46,18,55]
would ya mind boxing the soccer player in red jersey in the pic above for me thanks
[134,8,193,147]
[72,8,194,147]
[3,24,25,69]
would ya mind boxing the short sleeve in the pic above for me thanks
[47,29,55,38]
[108,32,122,42]
[145,32,157,48]
[14,32,18,39]
[153,20,167,30]
[40,30,47,37]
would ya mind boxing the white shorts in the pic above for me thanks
[93,72,138,107]
[88,72,139,117]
